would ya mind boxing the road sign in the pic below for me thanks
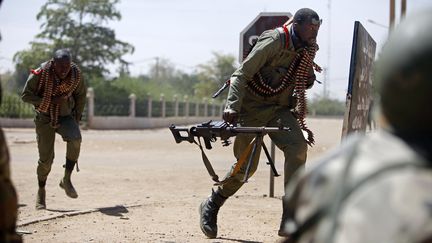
[239,12,292,62]
[341,21,376,138]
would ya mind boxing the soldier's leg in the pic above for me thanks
[200,117,264,239]
[0,130,22,242]
[56,116,81,199]
[217,133,262,197]
[268,109,307,237]
[34,114,56,210]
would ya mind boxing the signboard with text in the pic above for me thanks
[341,21,376,138]
[239,12,292,62]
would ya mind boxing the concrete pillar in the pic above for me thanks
[86,87,94,128]
[147,93,152,118]
[184,95,189,118]
[174,94,179,117]
[129,93,136,117]
[203,98,208,117]
[160,93,166,118]
[211,100,216,117]
[195,101,200,117]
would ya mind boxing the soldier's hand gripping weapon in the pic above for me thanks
[169,120,290,185]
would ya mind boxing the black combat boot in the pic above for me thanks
[199,189,227,239]
[36,180,46,210]
[59,159,78,198]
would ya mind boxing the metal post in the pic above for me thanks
[401,0,407,19]
[389,0,396,33]
[269,141,276,198]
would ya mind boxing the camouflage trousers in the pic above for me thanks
[34,113,81,182]
[0,129,22,242]
[217,107,307,198]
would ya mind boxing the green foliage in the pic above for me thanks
[195,52,237,101]
[0,92,34,118]
[12,0,134,91]
[104,53,237,103]
[12,42,53,91]
[91,77,130,116]
[308,95,346,116]
[0,71,15,93]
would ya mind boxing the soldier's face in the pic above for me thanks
[295,21,320,46]
[53,59,71,79]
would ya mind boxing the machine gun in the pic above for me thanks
[169,120,290,184]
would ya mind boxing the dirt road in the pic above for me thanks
[5,117,343,242]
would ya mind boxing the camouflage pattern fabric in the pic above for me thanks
[0,129,22,242]
[282,130,432,243]
[218,25,317,197]
[21,62,86,181]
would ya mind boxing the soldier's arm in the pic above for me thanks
[226,31,282,112]
[72,74,87,121]
[21,72,42,107]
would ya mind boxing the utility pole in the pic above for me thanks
[155,57,160,79]
[401,0,407,18]
[323,67,328,98]
[323,0,331,98]
[389,0,396,33]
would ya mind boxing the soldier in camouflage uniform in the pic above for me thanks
[21,49,87,210]
[1,76,23,243]
[199,8,322,238]
[0,0,22,240]
[280,8,432,243]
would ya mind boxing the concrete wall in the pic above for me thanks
[88,116,220,130]
[0,118,34,128]
[1,88,224,129]
[0,116,221,129]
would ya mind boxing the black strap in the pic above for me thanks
[194,137,220,184]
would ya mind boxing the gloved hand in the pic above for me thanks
[222,108,238,125]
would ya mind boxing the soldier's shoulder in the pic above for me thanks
[29,61,49,76]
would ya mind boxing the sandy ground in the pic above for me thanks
[4,117,343,243]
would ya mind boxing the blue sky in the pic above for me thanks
[1,0,431,100]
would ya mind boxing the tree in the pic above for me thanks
[147,58,176,83]
[195,52,237,100]
[13,0,134,90]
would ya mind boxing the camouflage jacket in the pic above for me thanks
[0,128,21,242]
[282,130,432,243]
[21,62,87,118]
[225,25,315,118]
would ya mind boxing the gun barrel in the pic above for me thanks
[230,126,290,134]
